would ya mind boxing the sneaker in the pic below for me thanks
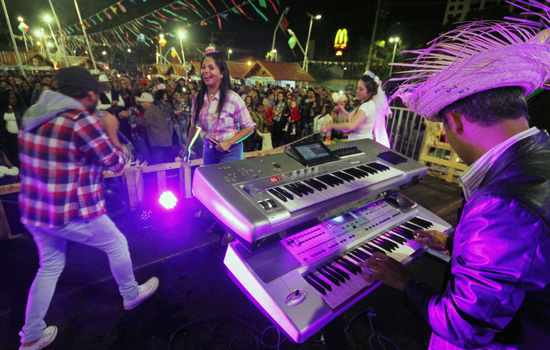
[124,277,159,310]
[19,326,57,350]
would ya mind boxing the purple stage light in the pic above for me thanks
[159,191,178,210]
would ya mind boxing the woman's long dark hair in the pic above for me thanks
[193,52,232,125]
[353,75,378,113]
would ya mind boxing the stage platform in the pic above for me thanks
[0,174,461,350]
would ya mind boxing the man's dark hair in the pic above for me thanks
[436,86,529,127]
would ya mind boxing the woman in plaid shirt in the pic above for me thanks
[183,51,255,165]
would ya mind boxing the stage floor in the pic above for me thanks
[0,174,461,350]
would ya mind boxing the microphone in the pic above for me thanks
[207,138,231,153]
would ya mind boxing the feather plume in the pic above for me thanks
[392,2,550,118]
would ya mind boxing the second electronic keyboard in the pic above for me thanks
[224,197,452,343]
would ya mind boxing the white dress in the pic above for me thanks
[348,101,376,141]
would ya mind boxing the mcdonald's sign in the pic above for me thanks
[334,29,348,49]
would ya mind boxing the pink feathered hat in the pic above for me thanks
[392,0,550,120]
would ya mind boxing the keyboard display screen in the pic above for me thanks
[294,143,331,161]
[328,213,356,227]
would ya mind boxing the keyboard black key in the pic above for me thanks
[328,263,350,280]
[311,178,327,189]
[358,165,378,175]
[304,275,326,295]
[409,217,434,229]
[378,237,399,250]
[385,233,407,245]
[297,182,314,194]
[341,170,360,179]
[326,174,344,185]
[372,239,395,252]
[323,266,345,283]
[393,226,414,239]
[347,252,364,263]
[365,243,386,255]
[318,269,341,286]
[339,257,362,273]
[345,168,367,178]
[336,259,358,275]
[402,222,423,231]
[317,175,336,187]
[368,162,390,171]
[285,185,303,197]
[275,187,294,200]
[268,189,287,202]
[333,171,353,182]
[354,248,371,260]
[309,273,332,292]
[390,230,413,241]
[304,179,323,191]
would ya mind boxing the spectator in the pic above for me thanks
[0,90,26,167]
[135,93,172,165]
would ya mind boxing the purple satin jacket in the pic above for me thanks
[405,131,550,349]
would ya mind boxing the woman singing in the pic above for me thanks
[324,72,391,147]
[182,50,255,165]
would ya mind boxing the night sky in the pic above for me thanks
[1,0,449,63]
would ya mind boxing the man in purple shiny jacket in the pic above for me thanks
[360,3,550,349]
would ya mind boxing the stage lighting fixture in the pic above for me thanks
[159,191,178,209]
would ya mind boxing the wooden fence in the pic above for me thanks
[0,111,467,240]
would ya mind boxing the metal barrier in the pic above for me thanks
[387,107,426,161]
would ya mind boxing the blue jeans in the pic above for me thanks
[202,141,243,165]
[19,215,138,343]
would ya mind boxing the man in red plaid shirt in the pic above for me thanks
[17,67,159,350]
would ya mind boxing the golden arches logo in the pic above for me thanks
[334,29,348,49]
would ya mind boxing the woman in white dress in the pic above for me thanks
[325,72,391,147]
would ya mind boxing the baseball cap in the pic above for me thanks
[136,92,154,103]
[56,66,108,98]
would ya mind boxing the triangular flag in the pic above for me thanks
[104,10,112,19]
[219,13,228,20]
[279,15,288,32]
[18,22,29,33]
[111,6,117,14]
[200,20,207,26]
[118,2,127,12]
[259,0,266,7]
[288,35,296,50]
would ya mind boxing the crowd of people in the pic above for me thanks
[0,69,382,172]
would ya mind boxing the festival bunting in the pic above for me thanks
[62,0,278,52]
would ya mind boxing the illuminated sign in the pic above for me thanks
[334,29,348,50]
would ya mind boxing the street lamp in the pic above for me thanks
[271,49,277,62]
[102,51,107,55]
[44,15,62,55]
[17,17,29,51]
[35,29,48,56]
[388,36,400,76]
[228,49,232,61]
[303,12,321,72]
[178,30,186,63]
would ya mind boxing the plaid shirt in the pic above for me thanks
[190,90,255,142]
[19,109,126,227]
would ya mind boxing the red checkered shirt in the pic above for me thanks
[190,90,255,141]
[18,109,126,227]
